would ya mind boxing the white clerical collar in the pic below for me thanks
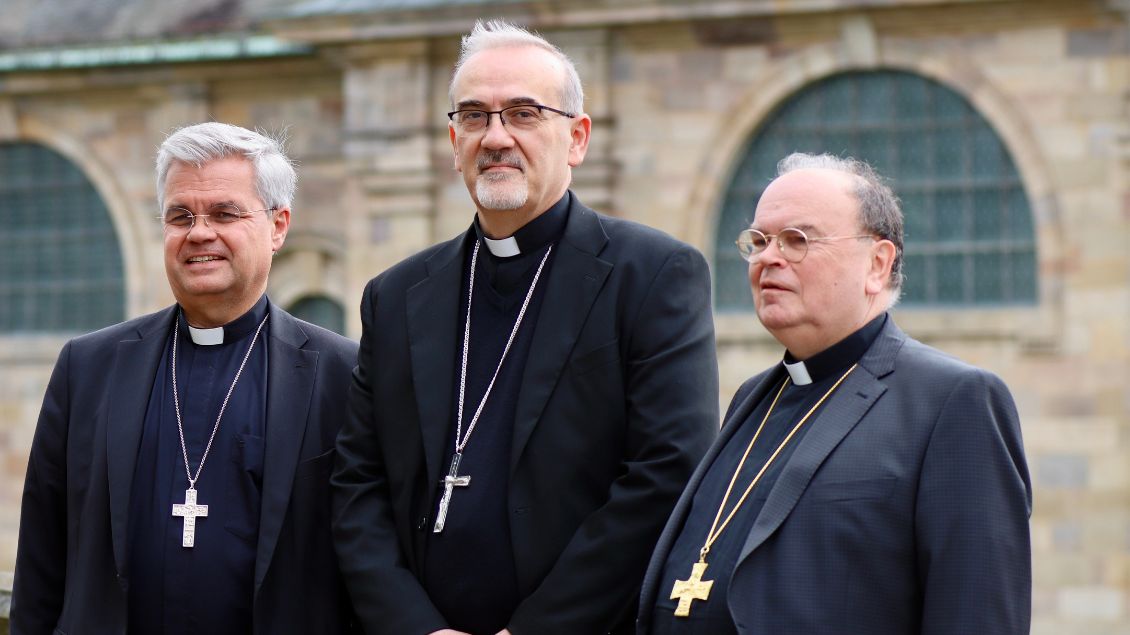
[188,325,224,346]
[483,235,521,257]
[783,359,813,386]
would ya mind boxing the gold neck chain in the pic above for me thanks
[670,363,858,618]
[699,362,858,562]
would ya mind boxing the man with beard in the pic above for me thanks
[333,19,719,635]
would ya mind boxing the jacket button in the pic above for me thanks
[417,516,429,531]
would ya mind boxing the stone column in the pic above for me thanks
[555,28,616,215]
[340,42,437,334]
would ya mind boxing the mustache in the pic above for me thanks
[476,151,524,172]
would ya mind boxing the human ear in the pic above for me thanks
[865,239,896,295]
[271,207,291,252]
[567,114,592,167]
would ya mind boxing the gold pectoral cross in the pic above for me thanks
[433,452,471,533]
[671,560,714,617]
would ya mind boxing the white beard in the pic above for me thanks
[475,172,528,211]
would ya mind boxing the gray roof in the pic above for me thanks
[0,0,530,50]
[286,0,507,16]
[0,0,299,50]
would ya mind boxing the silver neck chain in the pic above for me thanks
[171,312,269,489]
[454,240,553,454]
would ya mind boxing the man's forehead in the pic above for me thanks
[753,169,860,228]
[750,218,821,233]
[454,95,541,109]
[451,45,563,104]
[167,155,252,175]
[163,157,257,198]
[771,167,857,193]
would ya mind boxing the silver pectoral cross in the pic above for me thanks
[433,452,471,533]
[172,487,209,548]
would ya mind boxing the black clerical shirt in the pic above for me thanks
[127,296,269,635]
[651,314,887,633]
[421,194,569,634]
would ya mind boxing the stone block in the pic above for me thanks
[0,100,16,141]
[839,14,878,67]
[0,536,13,579]
[693,17,776,47]
[1054,157,1113,187]
[720,47,771,83]
[1032,517,1055,552]
[1024,419,1119,452]
[1068,27,1130,58]
[1037,454,1089,489]
[1067,95,1127,121]
[1040,125,1091,161]
[986,62,1088,95]
[1034,553,1102,586]
[996,27,1067,63]
[1059,586,1124,620]
[1054,519,1084,551]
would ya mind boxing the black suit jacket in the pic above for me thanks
[638,318,1032,634]
[334,196,719,635]
[11,302,358,635]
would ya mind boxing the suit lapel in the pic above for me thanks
[510,203,611,472]
[407,235,467,491]
[637,369,781,626]
[735,321,905,565]
[107,307,177,578]
[255,305,318,591]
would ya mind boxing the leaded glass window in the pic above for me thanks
[714,70,1038,311]
[288,295,346,335]
[0,142,125,332]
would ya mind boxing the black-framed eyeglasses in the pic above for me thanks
[735,227,875,263]
[447,103,576,133]
[159,203,277,234]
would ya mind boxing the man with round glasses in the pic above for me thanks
[12,122,357,634]
[334,19,718,635]
[638,152,1032,633]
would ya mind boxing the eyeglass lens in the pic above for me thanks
[163,204,249,233]
[453,105,546,131]
[739,228,809,262]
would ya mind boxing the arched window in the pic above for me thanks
[288,295,346,335]
[714,70,1038,311]
[0,142,125,332]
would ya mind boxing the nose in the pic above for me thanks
[480,114,516,149]
[185,216,218,241]
[756,236,787,267]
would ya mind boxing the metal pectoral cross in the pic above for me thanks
[433,452,471,533]
[671,561,714,617]
[172,487,209,548]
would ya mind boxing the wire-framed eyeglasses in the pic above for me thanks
[736,227,875,263]
[447,103,576,133]
[159,203,277,234]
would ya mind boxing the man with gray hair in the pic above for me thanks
[638,152,1032,633]
[333,19,718,635]
[12,122,357,634]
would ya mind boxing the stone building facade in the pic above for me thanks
[0,0,1127,632]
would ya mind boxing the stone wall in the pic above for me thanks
[0,1,1126,632]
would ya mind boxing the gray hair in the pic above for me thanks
[449,19,585,115]
[156,122,297,211]
[777,152,905,297]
